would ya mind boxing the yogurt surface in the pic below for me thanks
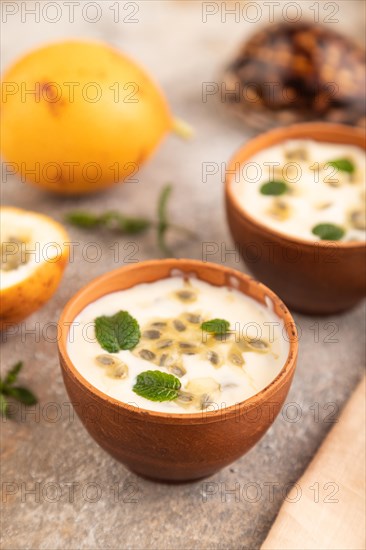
[67,277,289,414]
[233,140,366,242]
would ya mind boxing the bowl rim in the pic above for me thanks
[58,259,298,424]
[225,122,366,250]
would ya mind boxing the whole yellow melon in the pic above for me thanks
[1,40,172,194]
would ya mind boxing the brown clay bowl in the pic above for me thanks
[225,123,366,315]
[58,259,297,482]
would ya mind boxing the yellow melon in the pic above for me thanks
[1,40,173,194]
[0,207,69,328]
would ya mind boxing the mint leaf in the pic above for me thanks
[260,180,289,196]
[99,212,151,234]
[118,217,151,234]
[312,223,345,241]
[133,370,181,402]
[95,311,140,353]
[4,361,23,386]
[7,387,38,405]
[327,158,355,173]
[1,361,38,417]
[201,319,230,334]
[65,211,101,228]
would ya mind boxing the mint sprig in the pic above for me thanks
[312,223,345,241]
[201,319,230,334]
[0,361,38,417]
[327,158,355,174]
[133,370,181,402]
[65,211,150,234]
[95,311,140,353]
[260,180,289,196]
[65,184,196,257]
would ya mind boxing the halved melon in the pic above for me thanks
[0,207,69,329]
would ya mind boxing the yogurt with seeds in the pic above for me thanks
[67,277,289,414]
[233,140,365,242]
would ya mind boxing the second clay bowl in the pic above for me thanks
[225,123,366,314]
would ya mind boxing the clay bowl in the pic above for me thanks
[58,259,297,482]
[225,123,366,315]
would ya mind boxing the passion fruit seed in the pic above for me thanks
[178,342,198,354]
[268,199,291,221]
[179,341,193,348]
[175,390,195,404]
[327,179,342,188]
[156,339,173,349]
[285,148,308,161]
[287,189,300,201]
[173,319,186,332]
[200,393,216,410]
[315,202,333,210]
[247,339,270,351]
[142,329,161,340]
[95,354,121,367]
[168,364,187,378]
[175,290,197,303]
[151,321,167,328]
[139,349,156,361]
[229,351,244,367]
[206,350,221,367]
[184,313,202,324]
[158,352,181,367]
[349,209,366,230]
[107,363,128,379]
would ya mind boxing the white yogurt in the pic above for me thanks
[67,277,289,414]
[233,140,365,242]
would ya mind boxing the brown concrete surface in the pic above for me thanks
[1,2,365,549]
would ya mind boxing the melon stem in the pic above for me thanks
[172,117,194,139]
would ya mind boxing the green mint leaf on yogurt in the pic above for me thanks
[95,311,141,353]
[201,319,230,334]
[327,158,355,173]
[260,180,289,196]
[312,223,345,241]
[133,370,181,402]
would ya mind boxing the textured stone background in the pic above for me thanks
[1,2,365,549]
